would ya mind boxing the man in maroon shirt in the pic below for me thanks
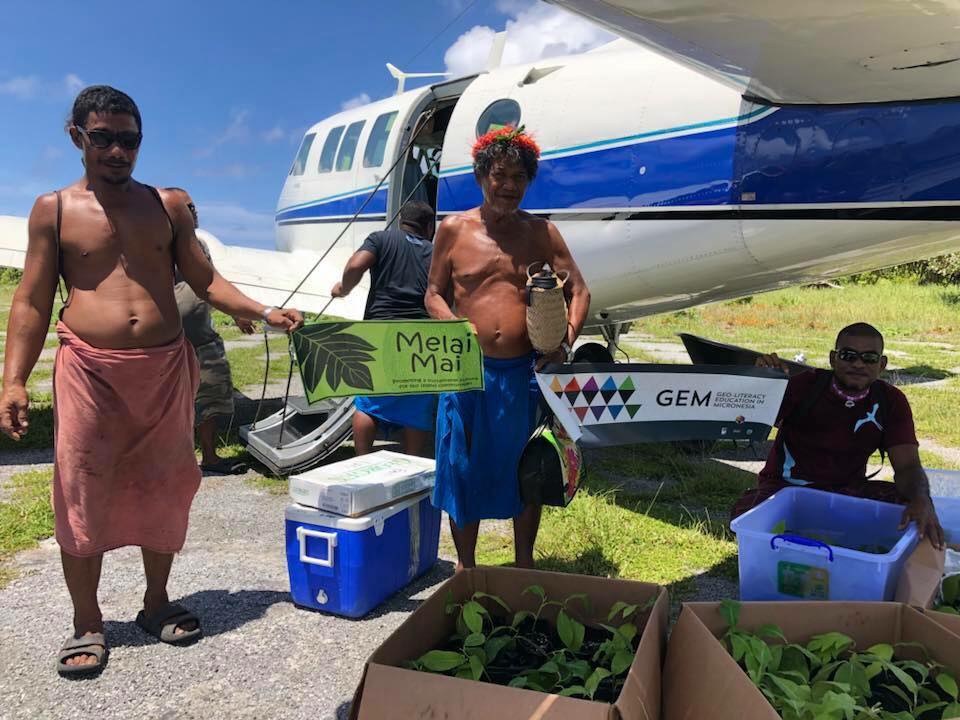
[731,322,944,548]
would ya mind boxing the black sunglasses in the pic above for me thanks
[75,125,142,150]
[835,348,882,364]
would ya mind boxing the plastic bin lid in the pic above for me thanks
[289,450,435,488]
[285,490,432,531]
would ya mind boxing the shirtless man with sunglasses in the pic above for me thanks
[731,322,944,548]
[0,85,304,676]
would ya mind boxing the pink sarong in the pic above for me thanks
[52,321,201,557]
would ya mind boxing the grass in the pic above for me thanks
[0,469,54,587]
[4,276,960,596]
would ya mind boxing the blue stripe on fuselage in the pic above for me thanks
[277,98,960,222]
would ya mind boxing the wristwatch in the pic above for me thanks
[261,306,278,322]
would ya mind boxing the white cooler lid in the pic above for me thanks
[285,490,432,532]
[289,450,434,489]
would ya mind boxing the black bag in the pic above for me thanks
[518,416,585,507]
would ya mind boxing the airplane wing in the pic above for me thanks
[0,215,27,270]
[546,0,960,104]
[0,217,363,319]
[198,230,366,319]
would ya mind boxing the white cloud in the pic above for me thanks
[443,1,614,77]
[0,73,86,100]
[195,108,252,157]
[63,73,85,95]
[0,75,40,99]
[340,93,371,111]
[198,202,276,249]
[262,125,286,143]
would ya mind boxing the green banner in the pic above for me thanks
[291,319,485,403]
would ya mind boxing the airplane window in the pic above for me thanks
[336,120,366,172]
[318,126,345,173]
[289,132,316,176]
[363,111,398,168]
[476,99,521,137]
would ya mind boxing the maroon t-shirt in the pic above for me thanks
[758,370,918,488]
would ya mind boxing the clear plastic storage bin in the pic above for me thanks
[731,487,919,601]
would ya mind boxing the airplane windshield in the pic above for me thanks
[289,132,316,176]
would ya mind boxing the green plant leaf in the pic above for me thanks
[524,585,546,602]
[938,673,960,701]
[568,659,591,680]
[472,591,512,615]
[484,636,513,664]
[808,633,855,663]
[618,623,638,645]
[915,702,948,717]
[611,650,634,676]
[559,685,587,697]
[757,624,788,643]
[607,601,631,622]
[512,610,535,628]
[418,650,466,672]
[508,676,528,689]
[585,667,612,699]
[463,601,486,634]
[886,663,918,695]
[720,599,741,630]
[468,654,484,681]
[557,610,585,652]
[293,322,376,395]
[943,703,960,719]
[864,644,895,663]
[464,632,486,647]
[880,683,913,707]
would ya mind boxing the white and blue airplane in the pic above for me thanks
[2,0,960,346]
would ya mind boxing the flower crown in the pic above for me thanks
[472,125,541,160]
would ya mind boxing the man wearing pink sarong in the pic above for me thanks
[0,86,303,677]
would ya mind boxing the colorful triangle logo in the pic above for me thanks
[619,377,635,391]
[583,389,599,403]
[601,376,617,391]
[608,405,624,419]
[550,377,563,396]
[590,405,605,420]
[565,391,581,406]
[582,377,599,392]
[626,405,642,418]
[564,378,581,393]
[573,406,590,421]
[618,389,634,403]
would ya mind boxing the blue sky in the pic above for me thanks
[0,1,611,248]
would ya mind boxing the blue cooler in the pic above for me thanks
[285,490,441,617]
[731,487,919,601]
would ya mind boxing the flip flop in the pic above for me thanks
[57,632,108,677]
[201,458,249,475]
[135,603,202,645]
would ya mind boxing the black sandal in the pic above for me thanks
[135,603,202,645]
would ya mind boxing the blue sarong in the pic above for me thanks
[433,354,541,527]
[354,394,436,433]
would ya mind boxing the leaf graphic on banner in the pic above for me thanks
[292,322,377,394]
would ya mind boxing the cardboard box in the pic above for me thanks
[897,539,960,636]
[663,601,960,720]
[350,567,668,720]
[288,450,435,516]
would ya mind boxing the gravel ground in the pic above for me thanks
[0,472,456,720]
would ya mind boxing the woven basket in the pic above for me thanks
[526,262,569,353]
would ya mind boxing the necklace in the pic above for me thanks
[831,378,870,408]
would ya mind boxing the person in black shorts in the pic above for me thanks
[331,201,436,456]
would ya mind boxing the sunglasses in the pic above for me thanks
[74,125,142,150]
[835,348,882,364]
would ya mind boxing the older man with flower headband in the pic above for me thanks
[426,126,591,570]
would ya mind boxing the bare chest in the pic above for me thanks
[61,205,173,272]
[451,229,546,289]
